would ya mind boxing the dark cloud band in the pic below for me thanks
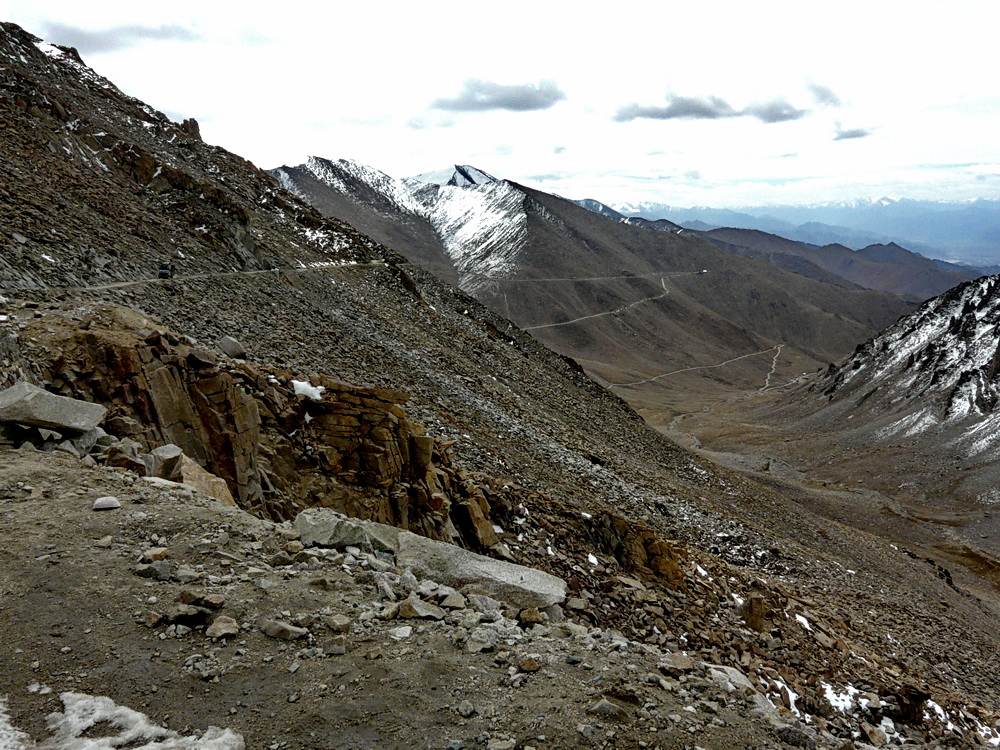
[41,22,199,54]
[432,79,566,112]
[615,93,806,124]
[834,123,873,140]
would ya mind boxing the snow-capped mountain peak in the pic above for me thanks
[409,165,496,188]
[290,157,525,290]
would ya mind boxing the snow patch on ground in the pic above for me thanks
[0,697,31,750]
[820,681,859,713]
[0,693,243,750]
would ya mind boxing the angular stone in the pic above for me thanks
[206,615,240,639]
[260,619,308,640]
[135,561,174,581]
[72,427,105,456]
[92,496,121,511]
[518,608,545,625]
[164,604,209,626]
[174,455,236,505]
[388,626,412,641]
[177,590,226,610]
[708,665,757,695]
[293,509,401,552]
[326,614,352,633]
[659,653,697,676]
[140,547,169,563]
[0,381,106,432]
[518,657,541,673]
[465,627,500,653]
[219,336,247,359]
[440,593,468,610]
[587,697,629,720]
[144,444,184,479]
[397,594,445,620]
[329,635,347,655]
[396,531,566,609]
[106,439,146,474]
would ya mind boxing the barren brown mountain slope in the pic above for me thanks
[2,21,999,749]
[276,159,914,420]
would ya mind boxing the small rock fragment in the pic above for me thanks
[326,614,352,633]
[387,626,412,641]
[587,697,629,720]
[397,594,445,620]
[518,657,541,673]
[260,619,308,640]
[206,616,240,639]
[92,496,121,511]
[141,547,169,563]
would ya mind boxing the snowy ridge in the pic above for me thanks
[410,165,496,188]
[823,275,1000,454]
[304,156,426,216]
[412,180,528,291]
[299,159,529,292]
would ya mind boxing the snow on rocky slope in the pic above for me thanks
[812,274,1000,456]
[283,158,529,292]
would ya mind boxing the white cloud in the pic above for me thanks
[5,0,1000,207]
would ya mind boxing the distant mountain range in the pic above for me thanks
[696,228,979,301]
[610,198,1000,267]
[274,158,913,416]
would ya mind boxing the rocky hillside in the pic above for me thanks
[773,275,1000,499]
[700,228,980,301]
[3,20,1000,749]
[274,157,914,418]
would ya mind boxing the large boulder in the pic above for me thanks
[396,531,566,609]
[144,444,184,479]
[173,455,236,506]
[294,508,401,552]
[0,381,106,432]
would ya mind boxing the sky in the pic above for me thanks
[7,1,1000,208]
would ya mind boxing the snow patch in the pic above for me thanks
[821,681,860,713]
[291,380,325,400]
[0,697,31,750]
[0,693,243,750]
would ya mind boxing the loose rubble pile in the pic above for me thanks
[11,447,981,749]
[2,351,999,747]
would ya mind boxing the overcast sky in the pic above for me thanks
[7,1,1000,207]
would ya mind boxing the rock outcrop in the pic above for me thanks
[12,304,515,551]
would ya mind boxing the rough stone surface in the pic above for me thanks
[92,495,121,511]
[397,594,445,620]
[144,443,184,479]
[586,697,629,720]
[174,454,236,506]
[294,509,401,552]
[219,335,247,359]
[259,619,308,640]
[205,615,240,639]
[396,530,566,608]
[0,381,107,433]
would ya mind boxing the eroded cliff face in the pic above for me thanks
[10,304,515,551]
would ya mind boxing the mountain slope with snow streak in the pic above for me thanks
[273,159,531,292]
[407,178,528,291]
[811,275,1000,458]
